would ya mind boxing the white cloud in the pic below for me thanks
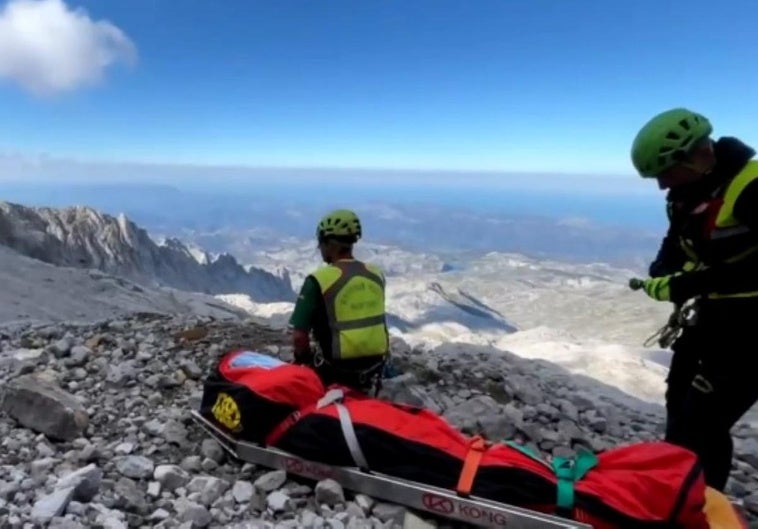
[0,0,137,96]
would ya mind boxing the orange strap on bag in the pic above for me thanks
[456,436,487,497]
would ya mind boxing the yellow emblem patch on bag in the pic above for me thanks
[211,392,242,432]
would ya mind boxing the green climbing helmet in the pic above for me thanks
[631,108,713,177]
[316,209,362,243]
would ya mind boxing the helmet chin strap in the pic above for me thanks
[669,141,716,179]
[679,158,715,178]
[679,161,707,174]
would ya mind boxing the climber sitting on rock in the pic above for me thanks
[288,209,390,394]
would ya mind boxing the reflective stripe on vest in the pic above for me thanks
[714,160,758,231]
[310,260,389,361]
[700,160,758,299]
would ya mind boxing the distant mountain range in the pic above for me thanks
[0,201,295,303]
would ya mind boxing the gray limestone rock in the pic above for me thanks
[0,374,89,441]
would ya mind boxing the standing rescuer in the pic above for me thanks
[629,107,758,491]
[288,208,390,394]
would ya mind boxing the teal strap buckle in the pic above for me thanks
[505,441,599,512]
[552,449,598,511]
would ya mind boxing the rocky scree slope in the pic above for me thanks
[0,201,294,303]
[0,315,755,529]
[0,244,251,328]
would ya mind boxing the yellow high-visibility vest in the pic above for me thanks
[310,260,389,360]
[674,160,758,299]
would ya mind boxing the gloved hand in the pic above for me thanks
[292,328,314,365]
[629,275,674,301]
[381,358,402,379]
[629,273,687,303]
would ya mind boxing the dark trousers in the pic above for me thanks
[664,300,758,491]
[314,361,383,394]
[295,348,385,394]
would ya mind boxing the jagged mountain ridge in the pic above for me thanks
[0,201,295,303]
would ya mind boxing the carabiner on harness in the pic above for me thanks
[312,348,386,396]
[312,349,325,368]
[643,298,699,349]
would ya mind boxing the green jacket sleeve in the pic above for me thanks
[289,275,319,330]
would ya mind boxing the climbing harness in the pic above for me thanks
[312,348,387,397]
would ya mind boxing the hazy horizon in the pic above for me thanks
[0,178,666,271]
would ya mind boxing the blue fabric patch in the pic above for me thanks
[229,351,285,370]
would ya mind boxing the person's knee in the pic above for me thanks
[665,401,717,447]
[665,418,699,447]
[667,408,733,463]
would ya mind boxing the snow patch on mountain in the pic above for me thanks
[214,293,294,329]
[491,326,670,404]
[155,236,211,265]
[217,276,516,339]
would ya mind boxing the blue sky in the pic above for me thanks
[1,0,757,179]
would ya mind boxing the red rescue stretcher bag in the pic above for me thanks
[265,386,725,529]
[199,349,325,443]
